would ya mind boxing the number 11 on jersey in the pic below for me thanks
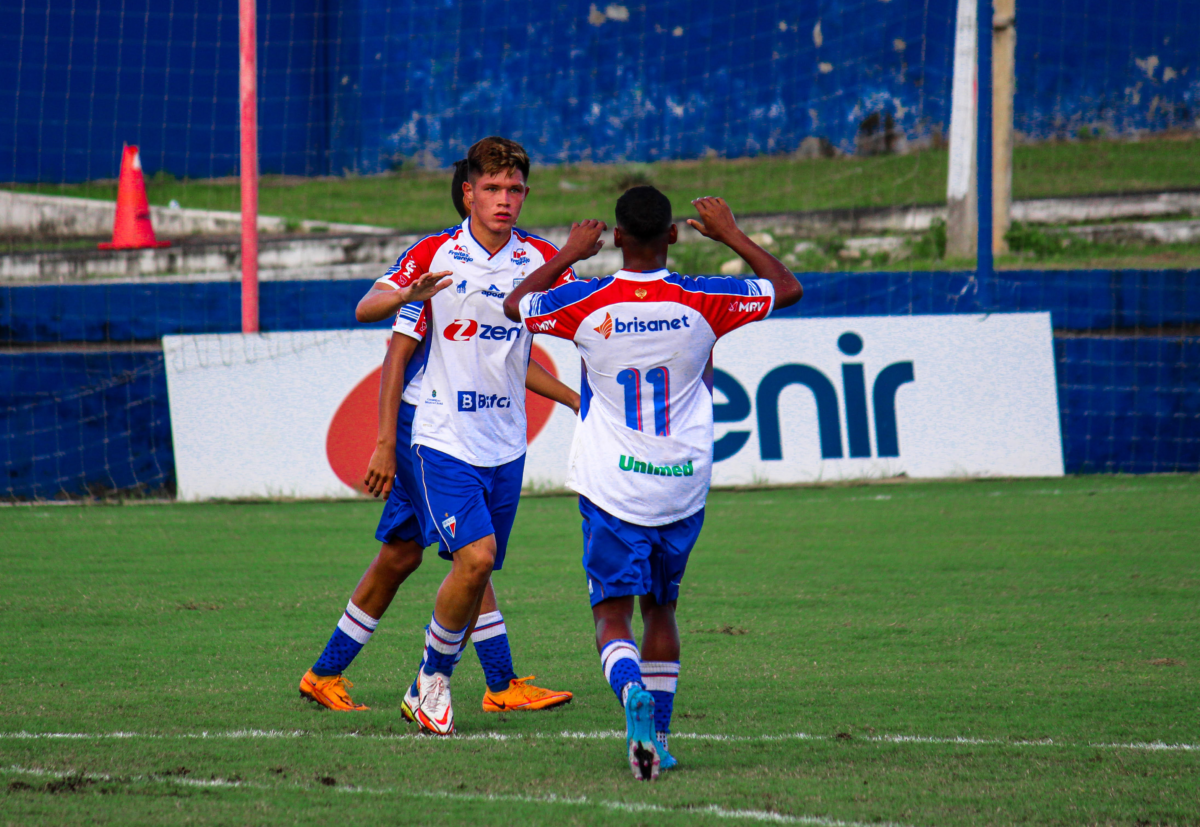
[617,367,671,437]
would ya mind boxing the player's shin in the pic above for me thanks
[312,601,379,676]
[642,661,680,761]
[472,611,518,692]
[600,638,644,702]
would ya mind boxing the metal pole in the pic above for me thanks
[239,0,259,334]
[976,0,994,281]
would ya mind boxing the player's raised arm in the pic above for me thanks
[355,270,454,323]
[503,219,606,322]
[687,197,803,309]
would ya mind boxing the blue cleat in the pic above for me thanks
[624,686,660,781]
[656,738,678,771]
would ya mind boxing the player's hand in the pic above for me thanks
[687,197,741,245]
[563,219,606,261]
[363,443,396,498]
[403,270,453,303]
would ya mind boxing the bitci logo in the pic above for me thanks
[594,313,614,339]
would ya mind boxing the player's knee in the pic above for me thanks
[454,540,496,586]
[378,540,423,579]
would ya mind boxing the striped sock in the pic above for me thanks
[312,601,379,677]
[410,641,465,696]
[421,613,468,677]
[642,660,680,747]
[600,639,643,704]
[472,611,518,693]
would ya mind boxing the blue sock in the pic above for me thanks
[312,601,379,677]
[472,611,518,693]
[600,639,643,704]
[409,640,465,696]
[421,613,467,677]
[642,660,680,746]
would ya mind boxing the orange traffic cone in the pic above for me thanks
[98,145,171,250]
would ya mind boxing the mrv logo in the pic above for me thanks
[618,456,695,477]
[458,391,511,412]
[714,332,915,462]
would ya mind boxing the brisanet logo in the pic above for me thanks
[442,320,522,342]
[713,332,915,463]
[458,391,512,412]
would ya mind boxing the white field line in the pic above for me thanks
[0,765,909,827]
[0,729,1196,752]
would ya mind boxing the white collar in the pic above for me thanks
[464,216,514,261]
[613,267,669,282]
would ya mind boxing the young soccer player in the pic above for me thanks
[503,188,802,779]
[299,150,577,715]
[352,136,582,735]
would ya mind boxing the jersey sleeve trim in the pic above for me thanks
[520,277,615,339]
[378,226,460,289]
[392,301,427,341]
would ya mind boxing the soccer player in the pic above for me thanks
[352,136,583,735]
[299,147,577,716]
[503,187,802,779]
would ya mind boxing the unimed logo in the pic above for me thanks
[714,332,915,462]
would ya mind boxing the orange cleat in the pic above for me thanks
[482,676,573,712]
[299,669,369,711]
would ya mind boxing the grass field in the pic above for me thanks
[2,475,1198,825]
[12,136,1200,232]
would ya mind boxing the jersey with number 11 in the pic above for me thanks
[519,268,775,526]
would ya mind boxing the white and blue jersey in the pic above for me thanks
[518,268,775,526]
[376,217,573,467]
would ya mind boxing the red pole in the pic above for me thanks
[239,0,259,333]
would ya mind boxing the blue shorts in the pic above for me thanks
[375,403,434,547]
[411,444,525,571]
[579,495,705,608]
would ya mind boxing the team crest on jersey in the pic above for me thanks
[635,288,648,299]
[450,244,473,263]
[511,248,530,266]
[441,515,457,538]
[594,312,614,339]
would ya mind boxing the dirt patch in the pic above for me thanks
[690,625,749,636]
[1148,658,1184,667]
[43,775,96,794]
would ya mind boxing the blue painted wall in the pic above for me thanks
[2,271,1197,498]
[2,0,1196,182]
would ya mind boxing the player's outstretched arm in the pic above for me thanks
[355,270,454,323]
[687,197,803,309]
[363,332,420,498]
[526,358,581,416]
[503,220,606,322]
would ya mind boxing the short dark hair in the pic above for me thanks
[450,158,469,219]
[466,136,530,182]
[615,185,673,243]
